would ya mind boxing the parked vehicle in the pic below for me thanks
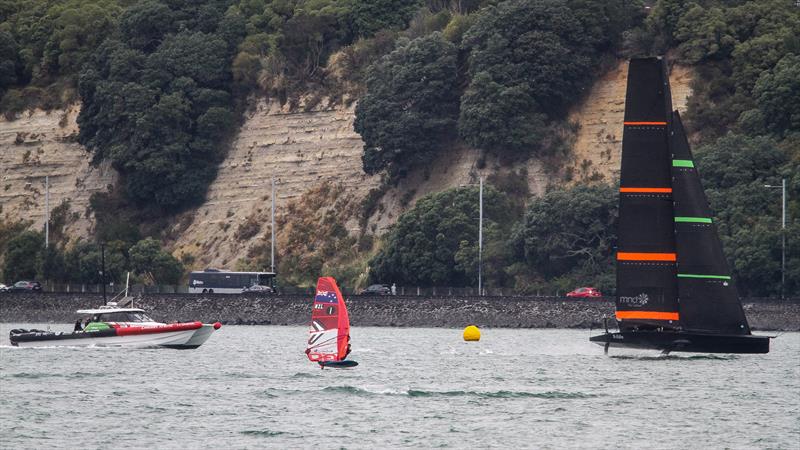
[8,281,42,292]
[359,284,391,295]
[0,283,8,292]
[242,284,274,293]
[189,269,276,294]
[566,287,602,298]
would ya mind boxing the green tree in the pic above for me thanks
[351,0,422,38]
[459,0,641,155]
[753,53,800,137]
[354,32,460,177]
[3,230,43,282]
[458,73,547,156]
[696,134,799,296]
[63,240,127,284]
[40,244,65,282]
[370,185,515,286]
[77,3,240,209]
[129,238,184,284]
[513,184,617,281]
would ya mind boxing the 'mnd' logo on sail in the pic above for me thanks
[619,293,649,306]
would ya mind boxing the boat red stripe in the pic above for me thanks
[114,321,202,336]
[617,252,676,261]
[616,311,679,321]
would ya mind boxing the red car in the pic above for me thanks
[566,287,602,298]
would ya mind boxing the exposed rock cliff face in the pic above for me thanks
[0,59,693,271]
[168,100,379,269]
[0,106,115,241]
[567,61,693,183]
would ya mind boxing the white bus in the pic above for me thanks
[188,269,276,294]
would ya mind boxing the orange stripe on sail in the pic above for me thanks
[619,187,672,193]
[616,311,679,321]
[617,252,677,261]
[624,121,667,126]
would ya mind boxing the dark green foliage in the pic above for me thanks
[370,185,516,286]
[0,0,122,112]
[351,0,422,38]
[458,73,547,155]
[0,29,21,91]
[695,134,799,297]
[129,238,184,284]
[62,240,127,284]
[355,33,460,177]
[0,223,186,285]
[458,0,642,156]
[639,0,800,140]
[78,2,239,209]
[3,231,43,282]
[753,54,800,137]
[510,184,617,292]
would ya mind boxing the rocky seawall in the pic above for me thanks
[1,293,798,331]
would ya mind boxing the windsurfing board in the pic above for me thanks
[319,360,359,368]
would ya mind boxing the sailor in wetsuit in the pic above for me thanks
[343,335,351,360]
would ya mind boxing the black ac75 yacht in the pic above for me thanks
[590,57,770,354]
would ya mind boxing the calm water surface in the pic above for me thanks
[1,325,798,449]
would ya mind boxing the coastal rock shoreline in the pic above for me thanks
[1,293,798,331]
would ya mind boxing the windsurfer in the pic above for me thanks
[343,335,352,360]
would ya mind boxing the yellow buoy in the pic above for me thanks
[463,325,481,341]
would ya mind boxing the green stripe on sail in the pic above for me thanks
[672,159,694,167]
[674,217,712,223]
[677,274,731,280]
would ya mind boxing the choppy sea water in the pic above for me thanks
[1,325,798,449]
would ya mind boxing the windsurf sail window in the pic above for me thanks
[306,277,351,362]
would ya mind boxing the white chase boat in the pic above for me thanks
[9,305,221,349]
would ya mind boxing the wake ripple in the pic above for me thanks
[611,354,739,361]
[240,430,286,437]
[406,389,596,399]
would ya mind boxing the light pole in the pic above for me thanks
[100,242,107,305]
[478,177,483,297]
[764,179,786,299]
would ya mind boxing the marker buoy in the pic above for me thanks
[463,325,481,341]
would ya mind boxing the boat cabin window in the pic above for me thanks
[91,312,154,322]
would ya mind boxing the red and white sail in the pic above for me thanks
[306,277,350,362]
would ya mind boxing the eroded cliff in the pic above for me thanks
[0,105,116,242]
[0,59,692,272]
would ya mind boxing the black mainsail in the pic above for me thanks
[591,57,769,354]
[615,58,679,329]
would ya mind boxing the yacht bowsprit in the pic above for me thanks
[10,305,221,349]
[590,57,770,355]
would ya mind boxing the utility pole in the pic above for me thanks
[100,242,107,305]
[271,176,276,273]
[44,175,49,248]
[764,179,787,299]
[479,177,483,297]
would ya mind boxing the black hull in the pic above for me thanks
[10,328,117,346]
[319,360,358,368]
[590,330,770,354]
